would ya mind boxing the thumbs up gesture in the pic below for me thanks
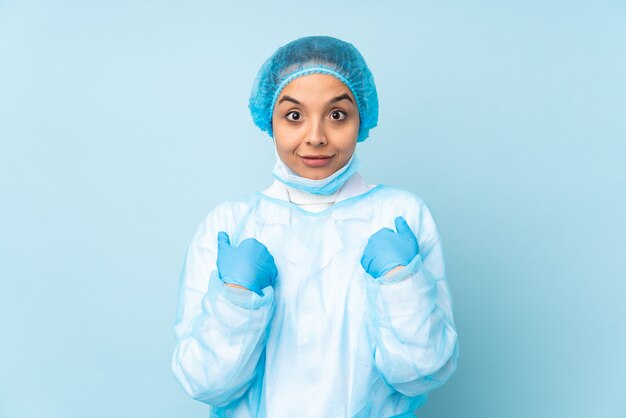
[216,231,278,296]
[360,216,419,279]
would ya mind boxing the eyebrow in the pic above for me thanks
[277,93,354,106]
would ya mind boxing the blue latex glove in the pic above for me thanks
[360,216,420,279]
[216,231,278,296]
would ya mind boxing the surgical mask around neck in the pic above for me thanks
[272,150,360,195]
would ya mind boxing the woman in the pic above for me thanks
[172,35,458,418]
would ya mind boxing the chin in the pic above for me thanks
[299,171,320,180]
[297,170,327,181]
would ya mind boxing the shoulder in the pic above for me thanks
[209,193,260,219]
[370,184,429,212]
[194,193,262,240]
[369,185,440,241]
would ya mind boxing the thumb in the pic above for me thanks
[394,216,413,237]
[217,231,231,249]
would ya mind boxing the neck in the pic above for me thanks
[284,184,340,212]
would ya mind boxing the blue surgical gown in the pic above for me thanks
[172,173,459,417]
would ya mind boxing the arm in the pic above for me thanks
[171,212,275,407]
[366,202,458,396]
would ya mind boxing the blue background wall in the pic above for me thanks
[1,1,624,417]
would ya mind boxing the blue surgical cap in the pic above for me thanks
[248,35,379,142]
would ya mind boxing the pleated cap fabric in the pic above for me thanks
[248,35,379,142]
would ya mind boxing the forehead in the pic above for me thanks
[278,73,355,102]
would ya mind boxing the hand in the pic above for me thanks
[360,216,419,279]
[216,231,278,296]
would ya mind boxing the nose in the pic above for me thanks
[305,120,327,146]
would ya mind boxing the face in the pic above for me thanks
[271,73,360,180]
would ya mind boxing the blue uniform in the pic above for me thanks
[172,173,459,417]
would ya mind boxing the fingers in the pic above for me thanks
[360,252,374,273]
[226,236,273,254]
[227,236,278,281]
[217,231,230,249]
[268,257,279,284]
[394,216,413,237]
[369,227,394,241]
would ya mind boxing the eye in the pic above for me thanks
[286,111,301,121]
[330,110,347,121]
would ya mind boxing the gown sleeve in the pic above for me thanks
[171,206,275,407]
[365,198,459,397]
